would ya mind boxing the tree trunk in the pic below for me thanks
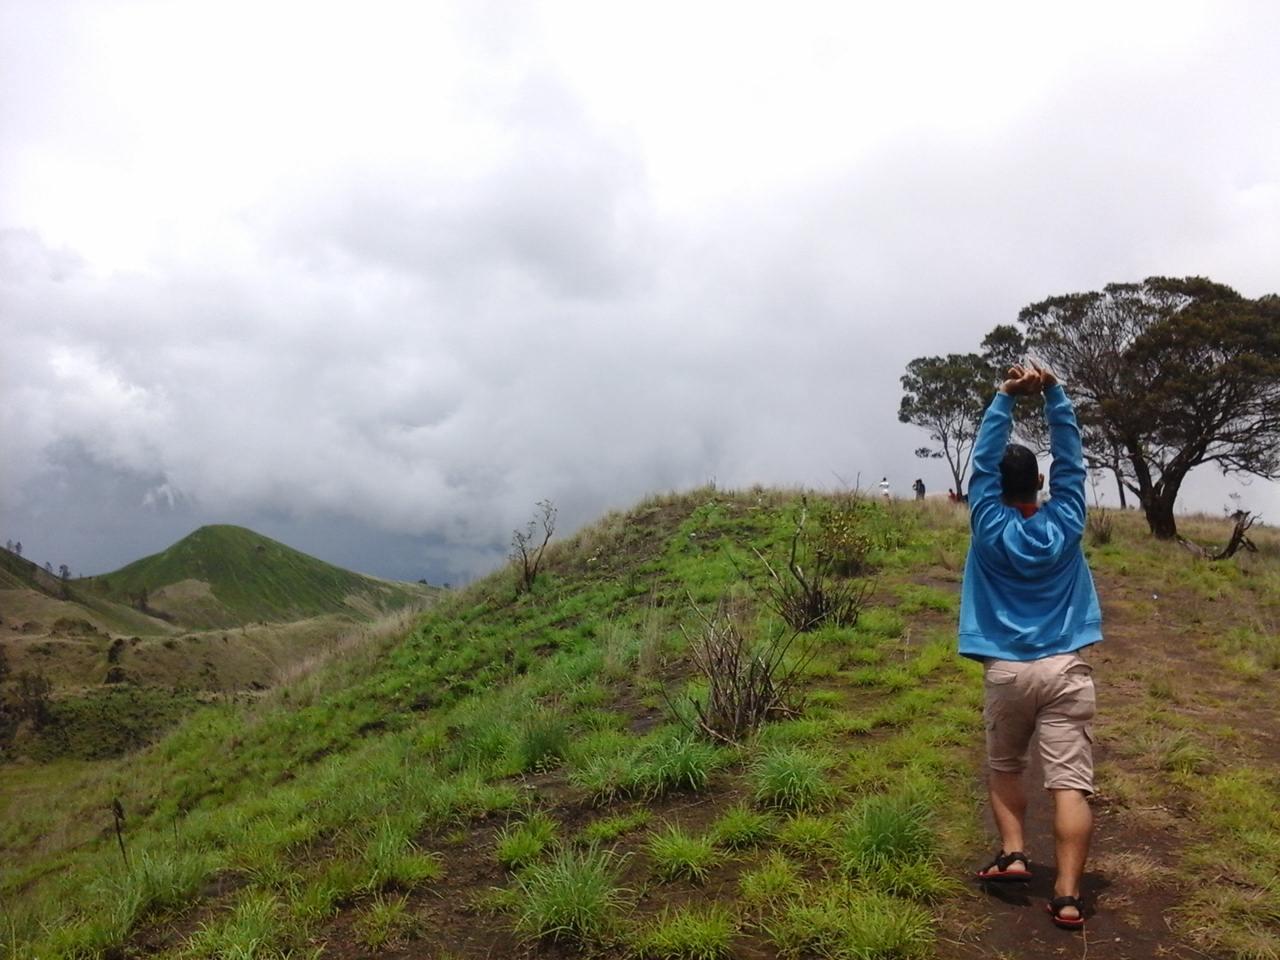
[1144,496,1178,539]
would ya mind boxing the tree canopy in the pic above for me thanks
[1017,276,1280,538]
[897,326,1028,498]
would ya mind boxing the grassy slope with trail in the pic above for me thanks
[80,525,430,630]
[1,491,1277,960]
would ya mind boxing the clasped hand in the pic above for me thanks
[1000,361,1058,396]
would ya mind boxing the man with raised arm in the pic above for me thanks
[960,362,1102,931]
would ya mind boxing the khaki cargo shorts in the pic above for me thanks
[983,652,1095,794]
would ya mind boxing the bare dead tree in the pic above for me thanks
[755,501,875,632]
[511,499,557,593]
[1178,510,1259,561]
[673,596,816,745]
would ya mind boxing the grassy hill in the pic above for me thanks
[1,491,1276,960]
[81,525,432,629]
[1,547,176,637]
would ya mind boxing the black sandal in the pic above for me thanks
[975,850,1033,882]
[1047,894,1085,929]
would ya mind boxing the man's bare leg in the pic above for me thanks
[1051,788,1093,920]
[980,770,1030,876]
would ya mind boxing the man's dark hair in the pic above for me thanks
[1000,444,1039,503]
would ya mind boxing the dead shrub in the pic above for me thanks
[677,598,814,745]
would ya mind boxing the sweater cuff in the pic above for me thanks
[992,390,1016,411]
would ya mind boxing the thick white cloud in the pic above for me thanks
[2,0,1278,581]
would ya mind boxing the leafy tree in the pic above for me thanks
[898,325,1028,498]
[1017,277,1280,539]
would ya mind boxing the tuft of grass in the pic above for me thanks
[355,894,415,949]
[186,889,290,959]
[508,846,628,945]
[580,809,652,844]
[495,812,558,869]
[362,818,444,892]
[894,584,957,614]
[634,904,738,960]
[777,813,838,858]
[709,804,774,850]
[841,791,935,874]
[634,733,723,797]
[647,823,721,884]
[514,709,571,772]
[764,884,933,960]
[752,747,834,811]
[739,852,802,909]
[289,860,363,922]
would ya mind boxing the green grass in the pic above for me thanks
[355,894,415,949]
[4,490,1277,960]
[709,804,774,850]
[752,747,835,811]
[513,709,571,772]
[507,846,628,945]
[361,818,444,892]
[580,809,652,844]
[186,889,291,959]
[646,823,721,883]
[739,852,802,909]
[776,813,839,857]
[495,812,558,869]
[635,904,738,959]
[764,884,934,959]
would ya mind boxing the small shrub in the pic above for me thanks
[757,504,876,632]
[496,812,558,869]
[635,904,737,960]
[710,805,774,850]
[509,846,628,945]
[752,748,834,811]
[1087,507,1114,546]
[646,824,720,883]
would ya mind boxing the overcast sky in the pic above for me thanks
[2,0,1278,584]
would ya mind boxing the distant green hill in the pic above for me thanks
[81,525,432,629]
[0,545,173,636]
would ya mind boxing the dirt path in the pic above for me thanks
[947,566,1274,960]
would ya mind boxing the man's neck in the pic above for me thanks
[1007,500,1039,519]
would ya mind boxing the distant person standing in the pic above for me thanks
[913,478,926,501]
[948,488,958,504]
[878,477,891,500]
[962,362,1101,932]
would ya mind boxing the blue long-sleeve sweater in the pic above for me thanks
[958,384,1103,661]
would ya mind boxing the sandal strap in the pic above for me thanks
[996,850,1030,870]
[1049,895,1082,911]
